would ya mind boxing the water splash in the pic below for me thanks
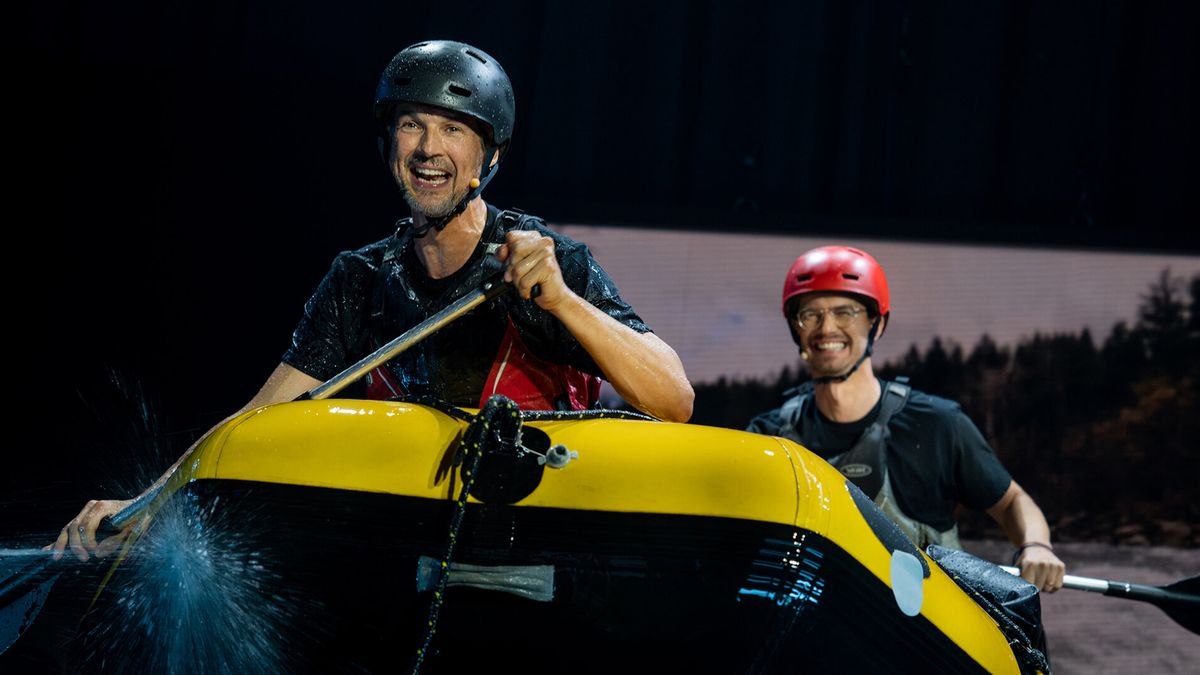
[3,367,332,672]
[75,490,321,674]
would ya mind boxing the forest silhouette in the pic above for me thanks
[691,269,1200,547]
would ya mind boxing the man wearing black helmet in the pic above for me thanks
[52,40,693,562]
[746,246,1065,593]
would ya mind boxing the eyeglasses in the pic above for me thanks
[794,306,867,329]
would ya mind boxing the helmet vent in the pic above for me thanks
[464,49,488,64]
[392,76,411,86]
[447,84,473,98]
[795,274,812,283]
[842,274,860,280]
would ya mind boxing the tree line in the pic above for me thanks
[691,269,1200,546]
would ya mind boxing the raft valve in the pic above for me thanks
[541,444,579,469]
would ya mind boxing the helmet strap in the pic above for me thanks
[809,315,882,385]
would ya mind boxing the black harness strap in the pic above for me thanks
[371,218,413,327]
[786,378,910,500]
[828,379,910,499]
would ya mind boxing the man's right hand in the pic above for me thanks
[47,498,134,562]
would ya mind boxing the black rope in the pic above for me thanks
[389,394,659,423]
[395,394,476,423]
[400,394,656,673]
[519,408,657,422]
[409,395,521,673]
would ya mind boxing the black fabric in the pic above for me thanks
[926,545,1050,673]
[283,205,649,406]
[746,379,1012,532]
[821,381,908,499]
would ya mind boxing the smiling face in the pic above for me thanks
[791,292,880,377]
[388,104,492,219]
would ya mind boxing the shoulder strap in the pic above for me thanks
[822,379,910,499]
[496,207,540,229]
[372,219,413,325]
[369,220,412,324]
[488,208,519,256]
[486,208,541,255]
[778,380,815,430]
[875,379,911,428]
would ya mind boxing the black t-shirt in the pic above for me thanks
[283,205,649,406]
[746,381,1012,531]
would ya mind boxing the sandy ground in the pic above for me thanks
[961,540,1199,674]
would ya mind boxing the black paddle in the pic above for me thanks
[0,549,61,655]
[1001,565,1200,635]
[0,273,514,656]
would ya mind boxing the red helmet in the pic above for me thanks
[782,246,890,340]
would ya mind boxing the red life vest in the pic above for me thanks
[364,317,600,410]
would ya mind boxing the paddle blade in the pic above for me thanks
[1159,575,1200,635]
[0,557,60,656]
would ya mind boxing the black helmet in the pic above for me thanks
[374,40,515,157]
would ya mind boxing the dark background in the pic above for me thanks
[4,1,1198,533]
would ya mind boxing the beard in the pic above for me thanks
[398,165,473,219]
[402,185,464,219]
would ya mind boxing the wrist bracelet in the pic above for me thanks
[1011,541,1054,565]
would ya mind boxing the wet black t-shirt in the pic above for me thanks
[283,205,649,406]
[746,381,1012,531]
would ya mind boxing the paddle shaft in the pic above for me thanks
[1001,565,1198,604]
[102,274,513,531]
[300,275,511,401]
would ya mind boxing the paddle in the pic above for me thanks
[102,271,511,532]
[297,272,511,402]
[0,273,514,656]
[1000,565,1200,635]
[0,550,60,655]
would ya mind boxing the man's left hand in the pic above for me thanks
[497,230,571,311]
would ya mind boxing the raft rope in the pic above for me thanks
[404,395,655,674]
[392,393,658,423]
[408,395,517,673]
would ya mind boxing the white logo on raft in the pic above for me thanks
[840,464,873,478]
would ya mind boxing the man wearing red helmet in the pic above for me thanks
[747,246,1065,593]
[52,40,693,562]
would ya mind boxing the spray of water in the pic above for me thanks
[6,366,328,673]
[77,489,321,674]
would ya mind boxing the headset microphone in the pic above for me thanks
[469,178,481,189]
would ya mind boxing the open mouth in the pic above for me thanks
[810,340,849,355]
[410,165,451,189]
